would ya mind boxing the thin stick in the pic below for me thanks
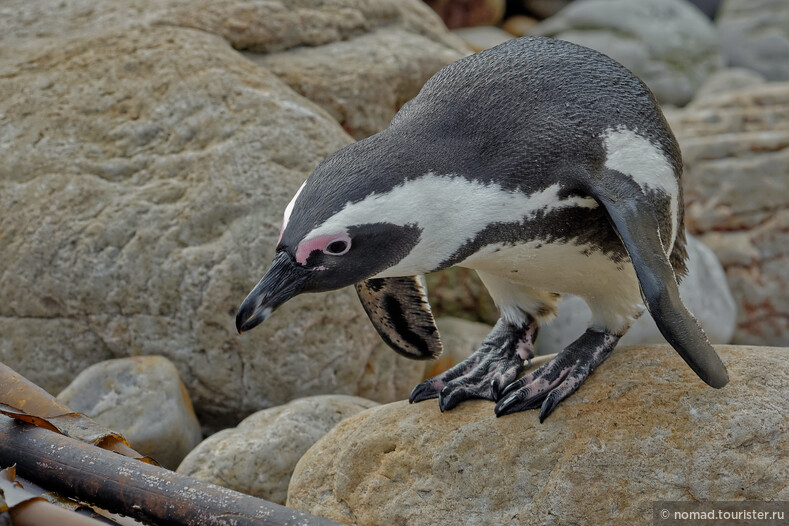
[0,415,341,526]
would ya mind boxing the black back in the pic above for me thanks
[282,37,686,272]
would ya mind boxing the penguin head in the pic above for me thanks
[235,148,422,333]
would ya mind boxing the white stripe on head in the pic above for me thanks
[602,127,679,252]
[278,180,307,244]
[302,172,598,276]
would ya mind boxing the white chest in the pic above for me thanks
[458,239,639,300]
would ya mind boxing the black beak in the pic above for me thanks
[235,251,310,334]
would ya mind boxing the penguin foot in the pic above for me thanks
[409,318,538,412]
[494,329,620,422]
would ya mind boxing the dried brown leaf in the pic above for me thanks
[0,363,156,465]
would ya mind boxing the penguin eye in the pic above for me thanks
[325,239,350,255]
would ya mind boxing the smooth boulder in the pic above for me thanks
[57,356,202,470]
[717,0,789,82]
[288,345,788,525]
[0,0,466,428]
[177,395,377,505]
[531,0,722,105]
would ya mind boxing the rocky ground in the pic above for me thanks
[0,0,787,524]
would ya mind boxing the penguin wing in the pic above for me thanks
[581,168,729,388]
[355,276,443,360]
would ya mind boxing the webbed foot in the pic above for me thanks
[410,317,537,412]
[494,329,619,421]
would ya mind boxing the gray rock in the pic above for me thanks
[693,67,766,100]
[288,345,789,524]
[251,27,468,140]
[667,82,789,346]
[177,395,377,505]
[717,0,789,82]
[0,0,466,428]
[538,234,736,355]
[57,356,202,470]
[531,0,723,106]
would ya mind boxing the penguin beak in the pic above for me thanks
[235,251,310,334]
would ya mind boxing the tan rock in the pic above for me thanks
[501,15,539,37]
[57,356,202,470]
[178,395,377,505]
[451,25,515,52]
[424,0,507,29]
[161,0,469,140]
[288,345,789,525]
[667,82,789,346]
[251,28,468,140]
[0,13,436,427]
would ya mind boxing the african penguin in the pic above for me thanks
[236,36,728,421]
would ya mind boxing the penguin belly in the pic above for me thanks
[458,239,644,334]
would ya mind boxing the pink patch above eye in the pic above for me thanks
[277,221,285,245]
[295,233,351,265]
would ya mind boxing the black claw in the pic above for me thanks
[437,388,455,412]
[494,393,522,417]
[538,393,560,423]
[409,382,440,404]
[490,379,503,401]
[500,377,524,398]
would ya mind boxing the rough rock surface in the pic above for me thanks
[538,234,736,354]
[717,0,789,82]
[250,27,467,140]
[0,0,464,427]
[177,395,376,505]
[288,345,789,525]
[531,0,722,106]
[665,83,789,346]
[57,356,202,470]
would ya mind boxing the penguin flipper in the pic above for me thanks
[580,169,729,388]
[355,276,442,360]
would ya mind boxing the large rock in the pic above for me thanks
[164,0,469,140]
[693,67,766,99]
[538,234,736,354]
[717,0,789,82]
[531,0,723,106]
[665,82,789,346]
[288,345,789,524]
[0,0,466,428]
[57,356,202,470]
[177,395,377,505]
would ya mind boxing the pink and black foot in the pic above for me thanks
[409,317,538,411]
[494,328,620,422]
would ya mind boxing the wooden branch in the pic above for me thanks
[0,416,341,526]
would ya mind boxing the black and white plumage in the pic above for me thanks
[236,36,728,421]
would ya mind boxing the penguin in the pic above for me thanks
[235,36,728,421]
